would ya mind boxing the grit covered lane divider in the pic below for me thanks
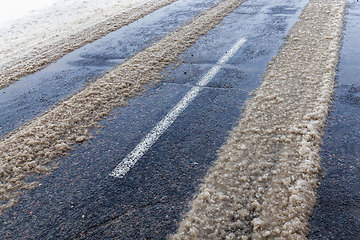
[172,0,346,239]
[0,0,246,213]
[110,37,246,178]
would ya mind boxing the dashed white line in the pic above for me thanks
[110,37,246,178]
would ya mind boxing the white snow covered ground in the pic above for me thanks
[0,0,56,25]
[0,0,149,66]
[0,0,176,90]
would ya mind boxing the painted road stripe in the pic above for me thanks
[172,0,346,239]
[0,0,246,213]
[110,37,246,178]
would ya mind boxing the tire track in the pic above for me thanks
[0,0,246,214]
[172,0,346,239]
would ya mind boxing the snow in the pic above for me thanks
[0,0,170,89]
[0,0,56,25]
[172,0,346,239]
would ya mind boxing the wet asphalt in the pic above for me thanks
[0,0,221,139]
[0,0,357,239]
[308,1,360,239]
[0,0,308,238]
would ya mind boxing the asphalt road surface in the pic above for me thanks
[0,0,359,239]
[308,1,360,239]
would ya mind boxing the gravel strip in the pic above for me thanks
[171,0,346,239]
[0,0,177,90]
[0,0,246,214]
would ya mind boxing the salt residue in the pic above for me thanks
[0,0,178,90]
[171,0,346,239]
[0,0,246,214]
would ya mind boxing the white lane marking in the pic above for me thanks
[110,37,246,178]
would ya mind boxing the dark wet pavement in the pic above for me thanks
[0,0,310,238]
[308,1,360,239]
[0,0,221,139]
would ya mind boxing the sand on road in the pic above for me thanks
[172,0,346,239]
[0,0,246,214]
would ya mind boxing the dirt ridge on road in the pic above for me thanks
[0,0,178,90]
[171,0,346,239]
[0,0,246,214]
